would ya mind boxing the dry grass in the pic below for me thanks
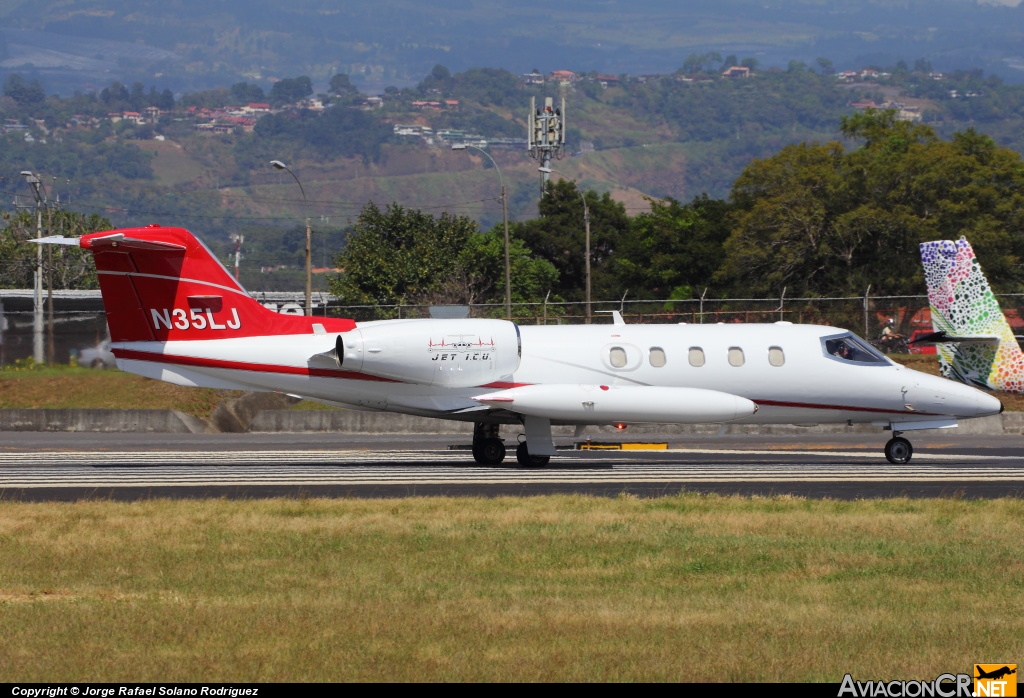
[0,366,236,417]
[0,495,1021,682]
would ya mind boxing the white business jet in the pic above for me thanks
[36,226,1002,466]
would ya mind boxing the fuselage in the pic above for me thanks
[112,320,1002,427]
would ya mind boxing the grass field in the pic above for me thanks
[0,494,1021,682]
[0,366,237,417]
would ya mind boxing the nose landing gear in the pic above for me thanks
[884,433,913,464]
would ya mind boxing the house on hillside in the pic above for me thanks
[721,66,750,78]
[551,70,576,85]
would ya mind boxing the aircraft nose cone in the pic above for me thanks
[976,391,1004,418]
[911,374,1004,418]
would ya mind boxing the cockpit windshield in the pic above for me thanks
[822,333,889,364]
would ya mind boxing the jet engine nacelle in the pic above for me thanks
[338,319,521,388]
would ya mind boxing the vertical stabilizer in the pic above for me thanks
[919,237,1024,392]
[72,225,355,343]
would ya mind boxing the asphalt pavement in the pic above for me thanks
[0,431,1022,501]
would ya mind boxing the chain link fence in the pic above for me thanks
[6,291,1024,367]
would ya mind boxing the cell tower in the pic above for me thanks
[527,96,566,194]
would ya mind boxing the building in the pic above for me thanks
[721,66,750,78]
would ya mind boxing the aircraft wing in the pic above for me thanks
[473,384,757,424]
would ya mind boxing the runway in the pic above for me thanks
[1,432,1023,500]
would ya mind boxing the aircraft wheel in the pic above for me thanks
[473,438,506,466]
[884,436,913,464]
[516,442,550,468]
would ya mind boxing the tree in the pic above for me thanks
[329,202,559,313]
[460,230,559,308]
[3,74,45,105]
[0,209,112,289]
[740,57,760,72]
[510,180,629,300]
[231,82,266,104]
[329,73,359,97]
[431,64,451,82]
[100,81,130,106]
[329,202,478,308]
[717,111,1024,296]
[268,76,313,106]
[612,195,731,300]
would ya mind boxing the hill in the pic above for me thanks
[3,1,1024,95]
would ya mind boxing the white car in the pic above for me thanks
[78,339,116,368]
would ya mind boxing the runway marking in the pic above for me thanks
[665,448,1019,461]
[0,448,1021,488]
[0,447,1019,466]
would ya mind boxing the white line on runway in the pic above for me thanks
[0,447,1019,466]
[0,448,1021,487]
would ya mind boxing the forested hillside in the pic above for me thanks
[3,61,1024,302]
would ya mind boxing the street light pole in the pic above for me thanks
[452,144,512,320]
[20,171,45,362]
[270,160,312,316]
[538,167,591,324]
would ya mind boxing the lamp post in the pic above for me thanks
[20,171,45,362]
[270,160,312,316]
[452,144,512,319]
[538,166,591,324]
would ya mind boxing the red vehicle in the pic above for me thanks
[908,330,937,354]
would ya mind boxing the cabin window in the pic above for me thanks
[649,347,666,367]
[822,333,888,365]
[768,346,785,367]
[728,347,745,367]
[609,347,627,368]
[688,347,705,367]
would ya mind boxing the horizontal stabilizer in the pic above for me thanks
[85,233,187,251]
[909,330,1000,345]
[29,235,79,245]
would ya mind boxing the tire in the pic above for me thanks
[91,358,105,369]
[516,442,550,468]
[884,436,913,464]
[472,438,506,466]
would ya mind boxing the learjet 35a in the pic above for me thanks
[37,225,1002,466]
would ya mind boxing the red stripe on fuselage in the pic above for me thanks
[754,399,940,416]
[478,381,532,389]
[113,348,400,382]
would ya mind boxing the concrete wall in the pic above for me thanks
[0,409,207,433]
[0,408,1020,436]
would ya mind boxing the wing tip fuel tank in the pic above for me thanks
[473,384,758,424]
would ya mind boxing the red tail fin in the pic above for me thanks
[80,225,355,342]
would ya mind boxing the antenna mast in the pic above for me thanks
[527,96,566,194]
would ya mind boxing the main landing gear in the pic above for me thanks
[884,432,913,464]
[471,422,553,467]
[472,422,506,465]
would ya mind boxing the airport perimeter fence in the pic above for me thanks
[6,291,1024,368]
